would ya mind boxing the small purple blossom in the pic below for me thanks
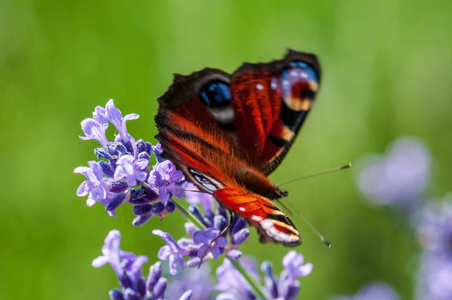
[194,228,228,260]
[282,250,313,281]
[93,105,109,129]
[417,252,452,300]
[216,258,260,300]
[80,118,109,150]
[357,136,431,207]
[414,200,452,300]
[92,230,149,298]
[93,230,192,300]
[415,200,452,254]
[105,99,139,144]
[149,160,186,202]
[216,252,313,300]
[153,229,187,275]
[114,155,149,186]
[75,160,111,206]
[261,251,313,300]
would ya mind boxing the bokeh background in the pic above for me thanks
[1,0,451,299]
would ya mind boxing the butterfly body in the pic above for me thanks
[156,50,320,246]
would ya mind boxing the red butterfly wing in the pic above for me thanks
[230,50,320,174]
[155,50,321,246]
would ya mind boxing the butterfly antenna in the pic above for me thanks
[276,191,331,248]
[274,199,293,215]
[198,211,234,268]
[278,163,351,186]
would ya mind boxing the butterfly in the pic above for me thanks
[155,50,320,246]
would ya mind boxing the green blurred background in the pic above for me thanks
[1,0,451,299]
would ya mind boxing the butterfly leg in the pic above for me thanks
[198,211,234,268]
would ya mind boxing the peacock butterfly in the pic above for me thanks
[155,50,320,246]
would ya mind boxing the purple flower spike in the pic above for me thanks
[149,160,185,202]
[92,230,123,275]
[282,250,313,281]
[166,200,176,214]
[106,192,128,215]
[105,99,139,143]
[114,155,148,186]
[80,118,109,150]
[152,229,186,275]
[152,202,165,215]
[146,261,162,291]
[109,289,124,300]
[357,136,431,207]
[231,228,250,245]
[75,161,111,206]
[193,228,228,260]
[216,258,259,300]
[227,249,242,260]
[261,261,278,298]
[153,277,167,298]
[132,214,153,226]
[93,105,108,129]
[132,204,153,216]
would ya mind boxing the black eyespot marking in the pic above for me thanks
[268,135,289,147]
[281,102,308,131]
[200,80,231,108]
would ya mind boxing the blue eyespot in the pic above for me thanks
[281,61,319,100]
[284,61,318,82]
[200,81,231,107]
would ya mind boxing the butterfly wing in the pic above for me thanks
[155,107,301,245]
[230,49,321,174]
[155,50,319,246]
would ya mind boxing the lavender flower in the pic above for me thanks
[105,99,139,145]
[261,251,313,300]
[417,253,452,300]
[80,118,109,150]
[216,251,313,300]
[93,230,192,300]
[75,100,182,225]
[194,228,228,260]
[114,155,149,186]
[415,200,452,254]
[74,161,112,206]
[152,229,187,275]
[357,136,431,207]
[149,160,186,202]
[215,258,260,300]
[153,203,251,272]
[414,200,452,300]
[330,282,400,300]
[165,265,215,300]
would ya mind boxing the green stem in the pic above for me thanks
[230,258,266,299]
[174,201,205,230]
